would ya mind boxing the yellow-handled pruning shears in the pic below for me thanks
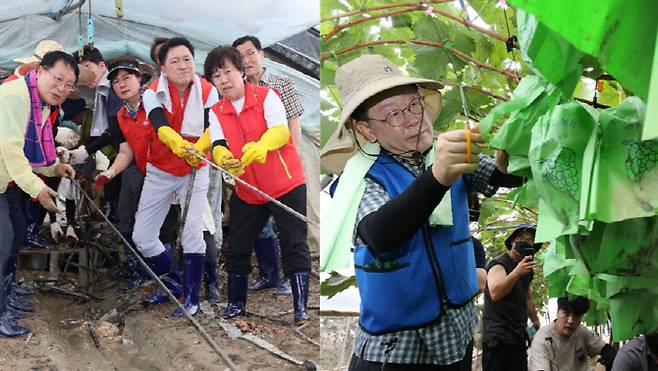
[458,84,472,163]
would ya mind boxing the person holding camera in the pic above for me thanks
[482,224,543,371]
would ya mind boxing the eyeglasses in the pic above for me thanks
[45,69,75,92]
[367,96,424,128]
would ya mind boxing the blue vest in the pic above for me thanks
[354,153,479,334]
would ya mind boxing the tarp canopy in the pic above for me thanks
[267,27,320,79]
[0,0,318,68]
[0,1,321,250]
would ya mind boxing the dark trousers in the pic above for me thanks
[204,231,218,264]
[104,171,122,209]
[3,187,27,277]
[226,185,310,276]
[0,192,14,306]
[25,176,61,227]
[348,339,473,371]
[482,340,527,371]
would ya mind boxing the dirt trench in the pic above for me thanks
[0,259,320,371]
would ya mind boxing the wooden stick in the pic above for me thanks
[40,283,93,301]
[295,323,320,348]
[319,310,360,317]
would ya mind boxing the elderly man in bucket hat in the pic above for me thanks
[321,54,524,370]
[481,224,543,371]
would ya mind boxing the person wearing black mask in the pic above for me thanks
[482,224,543,371]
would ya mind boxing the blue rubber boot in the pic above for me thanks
[248,237,280,291]
[143,244,182,304]
[119,239,151,290]
[174,254,205,317]
[220,274,248,320]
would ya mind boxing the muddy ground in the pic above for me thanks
[0,225,320,371]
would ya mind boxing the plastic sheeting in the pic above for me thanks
[268,28,320,79]
[0,0,318,68]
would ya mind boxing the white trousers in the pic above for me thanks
[133,163,209,257]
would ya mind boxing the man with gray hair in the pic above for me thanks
[322,54,522,370]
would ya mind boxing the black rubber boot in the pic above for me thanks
[248,237,280,291]
[0,274,30,337]
[290,272,310,325]
[11,282,36,296]
[24,222,49,249]
[204,260,221,304]
[274,278,292,296]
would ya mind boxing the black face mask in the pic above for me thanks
[513,241,536,256]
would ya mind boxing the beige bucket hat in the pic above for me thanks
[321,54,444,174]
[13,40,64,64]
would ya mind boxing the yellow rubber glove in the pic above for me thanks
[213,145,245,177]
[241,125,290,166]
[157,126,194,159]
[186,128,211,167]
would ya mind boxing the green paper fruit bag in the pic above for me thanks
[480,75,562,178]
[529,101,598,241]
[581,97,658,222]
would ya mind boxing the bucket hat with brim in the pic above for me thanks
[321,54,443,174]
[504,224,542,250]
[13,40,64,64]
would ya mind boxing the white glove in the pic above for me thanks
[69,146,89,165]
[65,225,79,242]
[56,146,71,163]
[55,127,81,149]
[51,222,64,242]
[95,151,110,171]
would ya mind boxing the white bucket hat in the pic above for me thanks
[13,40,64,64]
[321,54,444,174]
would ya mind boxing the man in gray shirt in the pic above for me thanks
[530,296,616,371]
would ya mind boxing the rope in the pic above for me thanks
[175,168,196,263]
[71,180,239,371]
[189,151,319,229]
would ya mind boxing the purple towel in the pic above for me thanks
[23,70,57,167]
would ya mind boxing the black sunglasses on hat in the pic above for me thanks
[107,60,142,82]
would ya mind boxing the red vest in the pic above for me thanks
[147,77,214,176]
[116,106,154,175]
[210,82,305,204]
